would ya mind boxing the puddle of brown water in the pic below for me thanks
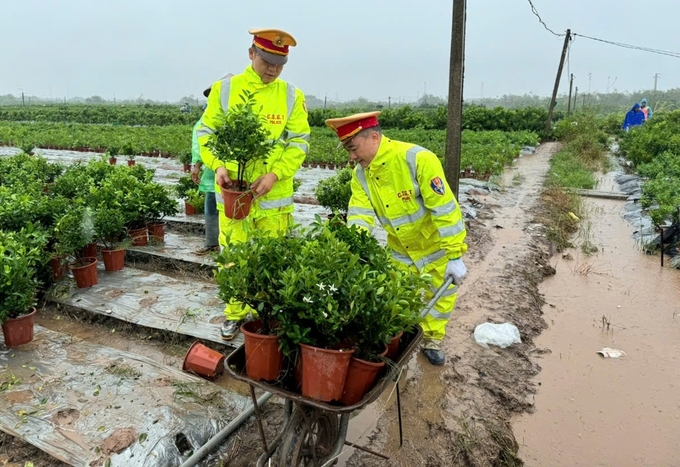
[515,197,680,466]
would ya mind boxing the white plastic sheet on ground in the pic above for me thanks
[473,322,522,349]
[0,326,250,467]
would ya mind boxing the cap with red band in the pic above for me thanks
[249,28,297,66]
[325,111,382,142]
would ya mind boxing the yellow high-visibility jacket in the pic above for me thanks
[347,137,467,271]
[196,66,310,217]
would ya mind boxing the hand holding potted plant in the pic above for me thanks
[206,90,276,219]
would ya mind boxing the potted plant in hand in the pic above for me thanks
[216,228,306,382]
[206,90,276,220]
[314,167,353,221]
[0,227,47,347]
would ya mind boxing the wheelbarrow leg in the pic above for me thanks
[256,400,293,467]
[250,385,270,456]
[320,413,350,467]
[396,379,404,447]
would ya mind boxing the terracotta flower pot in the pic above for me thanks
[128,227,148,246]
[127,160,136,166]
[241,320,282,382]
[108,158,117,165]
[340,347,388,406]
[185,203,197,215]
[101,249,125,272]
[183,163,191,173]
[2,308,37,348]
[69,257,98,288]
[221,188,253,220]
[183,342,225,380]
[299,343,354,402]
[147,223,166,243]
[386,331,404,360]
[50,256,66,280]
[79,242,97,259]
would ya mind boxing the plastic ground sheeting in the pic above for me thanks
[47,262,242,347]
[0,326,250,466]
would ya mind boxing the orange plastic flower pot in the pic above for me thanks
[185,203,197,215]
[340,347,388,406]
[101,249,125,272]
[386,331,404,360]
[1,308,37,348]
[299,344,354,402]
[128,227,148,246]
[182,342,226,381]
[221,188,253,220]
[147,223,166,243]
[69,257,98,288]
[241,320,282,382]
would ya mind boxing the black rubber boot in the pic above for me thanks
[423,348,446,366]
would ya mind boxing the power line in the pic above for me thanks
[572,33,680,59]
[526,0,565,37]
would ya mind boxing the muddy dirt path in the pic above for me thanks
[341,143,560,466]
[514,177,680,466]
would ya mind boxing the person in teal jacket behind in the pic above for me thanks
[191,117,220,255]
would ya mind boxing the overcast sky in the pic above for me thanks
[1,0,678,102]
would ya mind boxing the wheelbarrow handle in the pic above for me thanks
[420,277,455,318]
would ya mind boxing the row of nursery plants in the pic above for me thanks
[0,152,179,347]
[0,104,562,134]
[618,110,680,225]
[0,121,539,176]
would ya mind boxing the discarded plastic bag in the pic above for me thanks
[597,348,626,358]
[474,322,522,349]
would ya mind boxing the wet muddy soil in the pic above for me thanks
[514,180,680,466]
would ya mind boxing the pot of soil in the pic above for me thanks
[127,160,136,167]
[108,157,117,165]
[2,308,37,348]
[79,242,97,259]
[299,343,354,402]
[183,341,225,380]
[386,330,404,360]
[147,223,166,243]
[340,347,388,406]
[185,203,197,215]
[101,249,125,272]
[69,257,98,288]
[241,320,282,382]
[221,188,253,220]
[50,256,66,280]
[183,163,191,173]
[128,227,148,246]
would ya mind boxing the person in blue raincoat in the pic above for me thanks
[622,103,645,131]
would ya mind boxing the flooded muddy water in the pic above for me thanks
[515,189,680,466]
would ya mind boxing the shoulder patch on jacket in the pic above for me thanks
[430,176,446,195]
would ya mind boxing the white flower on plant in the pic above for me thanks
[316,283,326,290]
[328,284,338,293]
[322,311,328,318]
[303,296,314,303]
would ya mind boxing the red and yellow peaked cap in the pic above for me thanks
[249,28,297,65]
[325,111,382,142]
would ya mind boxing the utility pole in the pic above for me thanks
[21,92,25,107]
[573,86,578,112]
[567,73,574,116]
[324,95,327,110]
[653,73,660,92]
[588,72,592,94]
[481,81,484,99]
[444,0,467,199]
[545,29,571,134]
[388,96,391,108]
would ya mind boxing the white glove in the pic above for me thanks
[445,258,467,286]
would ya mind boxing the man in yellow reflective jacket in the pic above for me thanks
[325,111,468,366]
[196,28,311,340]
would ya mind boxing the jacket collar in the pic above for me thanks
[366,136,393,172]
[243,65,276,89]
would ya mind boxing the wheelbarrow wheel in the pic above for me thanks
[277,405,340,466]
